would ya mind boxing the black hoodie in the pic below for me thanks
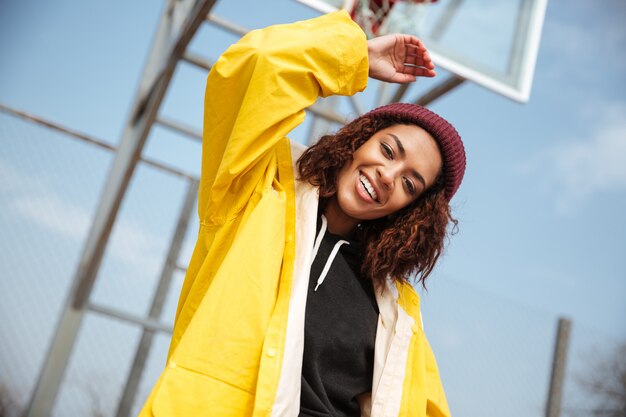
[299,215,379,417]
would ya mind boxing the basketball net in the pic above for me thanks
[345,0,437,38]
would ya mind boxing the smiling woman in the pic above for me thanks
[328,124,442,226]
[140,9,465,417]
[298,103,464,288]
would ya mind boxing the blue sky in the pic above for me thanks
[1,0,625,416]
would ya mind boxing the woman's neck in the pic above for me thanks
[323,197,359,238]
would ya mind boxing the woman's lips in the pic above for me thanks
[357,172,378,203]
[360,173,379,201]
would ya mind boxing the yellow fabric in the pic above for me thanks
[396,282,451,417]
[139,11,367,417]
[139,10,451,417]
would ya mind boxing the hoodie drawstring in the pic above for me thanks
[311,215,350,292]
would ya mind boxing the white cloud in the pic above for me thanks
[109,214,163,279]
[516,103,626,213]
[543,20,596,59]
[0,159,40,193]
[11,193,90,240]
[2,159,163,279]
[541,7,626,81]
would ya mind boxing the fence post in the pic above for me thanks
[545,317,572,417]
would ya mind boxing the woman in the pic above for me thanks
[139,9,463,417]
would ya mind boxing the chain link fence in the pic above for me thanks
[0,109,196,417]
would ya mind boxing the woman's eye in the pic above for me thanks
[381,143,393,159]
[404,177,416,195]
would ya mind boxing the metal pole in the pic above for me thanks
[0,103,116,152]
[376,81,390,107]
[306,103,346,124]
[182,51,215,72]
[86,303,174,334]
[429,0,463,41]
[155,115,203,142]
[0,103,196,181]
[206,13,249,36]
[545,317,572,417]
[389,83,411,104]
[413,75,465,106]
[347,95,365,116]
[306,97,338,146]
[24,1,216,415]
[115,179,198,417]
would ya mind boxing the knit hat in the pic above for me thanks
[359,103,465,202]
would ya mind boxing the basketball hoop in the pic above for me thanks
[346,0,438,38]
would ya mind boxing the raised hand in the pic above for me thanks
[367,34,436,84]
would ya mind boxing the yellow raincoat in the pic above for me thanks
[139,10,450,417]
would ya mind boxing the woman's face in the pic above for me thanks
[330,124,443,226]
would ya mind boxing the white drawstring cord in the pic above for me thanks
[314,239,350,292]
[310,214,350,291]
[311,215,327,262]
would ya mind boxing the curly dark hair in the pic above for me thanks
[297,114,458,288]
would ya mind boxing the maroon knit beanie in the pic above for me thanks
[358,103,465,202]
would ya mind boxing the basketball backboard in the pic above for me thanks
[295,0,548,103]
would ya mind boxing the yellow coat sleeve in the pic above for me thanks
[197,10,369,224]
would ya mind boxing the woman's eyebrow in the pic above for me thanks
[388,133,426,189]
[389,133,405,156]
[412,170,426,189]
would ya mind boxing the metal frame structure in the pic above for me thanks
[424,0,548,103]
[0,104,190,414]
[4,0,555,415]
[24,0,216,414]
[296,0,549,103]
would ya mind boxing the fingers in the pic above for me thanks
[404,37,429,57]
[401,41,435,77]
[389,67,436,83]
[402,63,436,78]
[400,34,423,48]
[404,53,435,70]
[369,33,436,83]
[405,43,434,69]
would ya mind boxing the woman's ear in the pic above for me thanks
[319,186,336,198]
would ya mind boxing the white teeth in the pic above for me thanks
[360,174,378,201]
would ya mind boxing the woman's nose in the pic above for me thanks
[377,167,395,190]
